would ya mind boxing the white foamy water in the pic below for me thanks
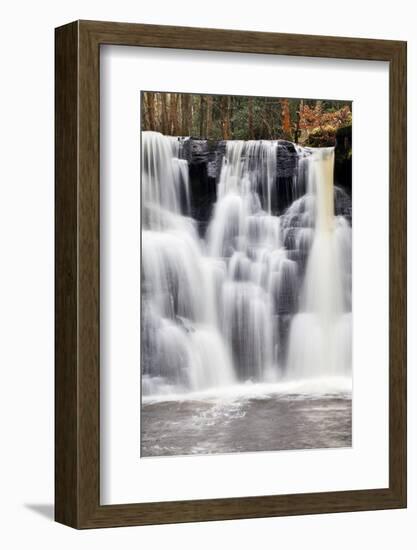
[141,132,352,398]
[142,375,352,404]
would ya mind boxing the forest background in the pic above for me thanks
[141,91,352,146]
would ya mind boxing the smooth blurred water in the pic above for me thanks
[141,132,352,394]
[141,132,352,456]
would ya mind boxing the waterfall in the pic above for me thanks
[141,132,352,396]
[287,148,352,378]
[142,132,235,395]
[142,131,191,228]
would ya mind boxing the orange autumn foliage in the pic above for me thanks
[299,103,352,145]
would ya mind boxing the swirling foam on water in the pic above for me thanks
[142,375,352,404]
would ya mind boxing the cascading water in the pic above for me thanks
[286,148,352,378]
[142,132,235,396]
[141,132,352,397]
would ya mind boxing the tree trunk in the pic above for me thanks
[248,97,254,139]
[229,96,234,138]
[145,92,156,131]
[161,93,169,134]
[315,100,323,130]
[221,95,231,140]
[169,93,179,135]
[181,94,192,136]
[295,99,303,144]
[141,93,149,130]
[206,95,213,138]
[280,98,292,140]
[199,95,206,138]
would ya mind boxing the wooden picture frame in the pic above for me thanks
[55,20,407,529]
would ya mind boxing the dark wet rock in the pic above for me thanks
[276,140,298,178]
[335,125,352,195]
[178,136,351,226]
[334,186,352,223]
[181,137,209,164]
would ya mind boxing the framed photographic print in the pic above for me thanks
[55,20,407,528]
